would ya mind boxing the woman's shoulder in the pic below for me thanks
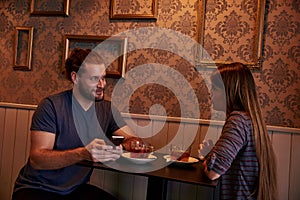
[226,111,252,129]
[224,111,253,141]
[228,111,250,121]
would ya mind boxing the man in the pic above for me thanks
[12,48,136,200]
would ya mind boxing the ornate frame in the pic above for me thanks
[30,0,69,16]
[62,35,127,79]
[196,0,266,69]
[110,0,157,20]
[13,27,34,71]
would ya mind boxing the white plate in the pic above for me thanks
[121,152,157,164]
[163,155,199,165]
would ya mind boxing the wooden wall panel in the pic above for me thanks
[196,185,215,200]
[0,109,17,199]
[26,110,34,159]
[183,123,199,156]
[179,182,198,200]
[103,170,120,197]
[289,133,300,200]
[166,181,181,200]
[190,124,202,157]
[90,169,105,188]
[132,176,147,200]
[197,125,220,157]
[124,118,138,134]
[0,108,5,176]
[136,119,153,144]
[151,120,169,154]
[91,170,148,200]
[272,131,291,200]
[11,110,31,192]
[167,122,183,147]
[117,173,135,200]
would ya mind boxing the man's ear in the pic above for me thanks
[71,71,77,83]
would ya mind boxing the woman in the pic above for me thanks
[199,63,277,200]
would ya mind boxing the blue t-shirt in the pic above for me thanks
[14,90,126,195]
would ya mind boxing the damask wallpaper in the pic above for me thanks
[0,0,299,128]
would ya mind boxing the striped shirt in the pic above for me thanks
[206,111,259,200]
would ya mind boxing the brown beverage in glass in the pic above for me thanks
[130,141,153,158]
[170,145,191,162]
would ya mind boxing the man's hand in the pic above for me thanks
[85,139,123,162]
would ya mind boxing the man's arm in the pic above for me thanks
[29,131,90,170]
[30,131,122,170]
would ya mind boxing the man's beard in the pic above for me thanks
[78,85,104,102]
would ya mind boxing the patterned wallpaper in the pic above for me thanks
[0,0,299,128]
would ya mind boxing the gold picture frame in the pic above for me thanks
[13,27,34,71]
[30,0,69,16]
[110,0,157,20]
[62,35,127,79]
[196,0,266,69]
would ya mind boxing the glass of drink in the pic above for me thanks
[170,144,191,162]
[110,135,125,146]
[129,140,154,159]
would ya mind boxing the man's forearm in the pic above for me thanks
[29,147,90,170]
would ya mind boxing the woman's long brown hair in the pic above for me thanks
[211,62,278,200]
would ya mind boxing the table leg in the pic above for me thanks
[213,180,220,199]
[146,176,168,200]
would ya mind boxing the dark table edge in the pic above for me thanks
[78,160,219,188]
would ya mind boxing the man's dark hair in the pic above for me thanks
[65,48,91,81]
[64,48,105,81]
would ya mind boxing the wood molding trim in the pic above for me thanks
[1,102,299,134]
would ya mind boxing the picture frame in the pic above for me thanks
[30,0,69,16]
[13,27,34,71]
[196,0,266,69]
[62,35,127,79]
[110,0,157,20]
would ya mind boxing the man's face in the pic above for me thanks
[76,63,106,101]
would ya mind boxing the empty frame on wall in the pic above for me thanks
[30,0,69,16]
[62,35,128,79]
[110,0,158,19]
[197,0,266,69]
[13,27,34,71]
